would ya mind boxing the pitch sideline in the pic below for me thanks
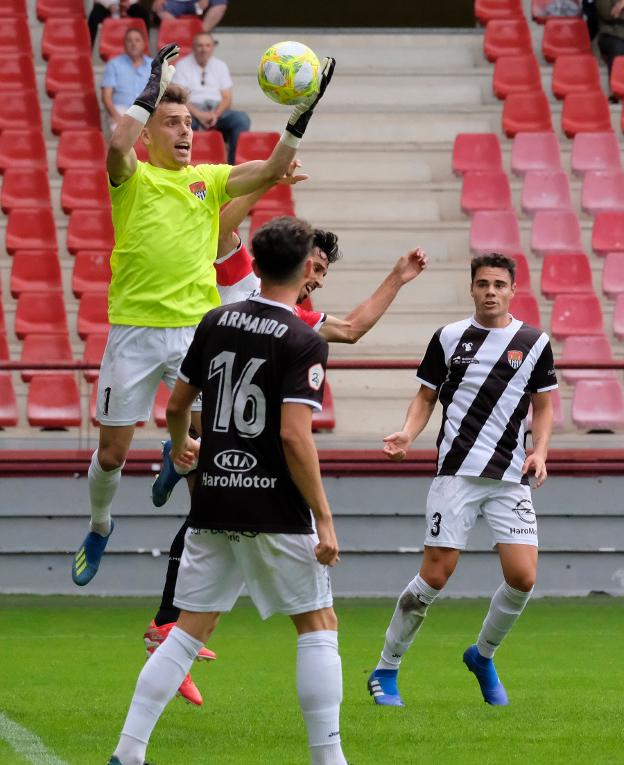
[0,712,70,765]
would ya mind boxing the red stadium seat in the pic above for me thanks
[0,130,47,173]
[540,252,593,298]
[37,0,84,21]
[493,54,541,100]
[511,132,561,176]
[234,132,280,164]
[134,138,148,161]
[77,292,109,339]
[67,210,115,254]
[572,379,624,431]
[0,375,18,428]
[248,210,281,246]
[61,169,110,214]
[20,333,73,382]
[0,333,9,361]
[531,210,582,256]
[581,171,624,216]
[10,250,62,297]
[551,293,603,339]
[0,0,27,15]
[311,382,335,432]
[503,91,552,137]
[157,17,202,57]
[611,56,624,100]
[560,334,616,384]
[0,90,42,131]
[0,302,5,333]
[614,294,624,339]
[41,18,90,60]
[99,18,149,61]
[475,0,523,25]
[483,19,533,62]
[14,292,68,339]
[571,132,621,176]
[452,133,502,176]
[510,253,532,294]
[527,386,564,431]
[552,54,601,100]
[153,382,170,427]
[72,250,111,297]
[6,208,57,254]
[592,211,624,255]
[461,171,512,215]
[27,373,82,428]
[51,91,101,135]
[510,293,541,327]
[602,252,624,299]
[251,184,295,215]
[0,18,31,55]
[191,131,227,164]
[470,210,521,255]
[6,55,36,91]
[562,92,612,138]
[542,19,591,62]
[82,333,107,383]
[57,130,106,174]
[521,170,571,215]
[1,169,52,213]
[45,54,95,97]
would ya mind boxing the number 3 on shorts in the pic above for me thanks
[430,512,442,538]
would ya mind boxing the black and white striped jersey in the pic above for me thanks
[417,316,558,484]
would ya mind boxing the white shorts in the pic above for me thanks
[173,528,334,620]
[96,325,201,426]
[424,475,538,549]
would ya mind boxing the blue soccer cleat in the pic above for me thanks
[151,439,184,508]
[367,669,405,707]
[71,520,115,586]
[462,644,509,706]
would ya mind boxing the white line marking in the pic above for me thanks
[0,712,70,765]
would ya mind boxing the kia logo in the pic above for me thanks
[214,450,257,472]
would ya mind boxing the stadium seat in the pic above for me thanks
[461,171,512,215]
[527,386,564,432]
[5,208,57,254]
[99,17,149,61]
[251,184,295,215]
[248,210,282,245]
[521,170,571,215]
[571,132,621,176]
[614,294,624,339]
[551,293,603,339]
[312,382,335,432]
[51,91,101,134]
[67,210,115,254]
[511,132,561,176]
[0,130,47,173]
[0,333,8,361]
[572,379,624,431]
[0,0,27,15]
[560,334,616,384]
[0,17,31,55]
[234,132,280,164]
[540,252,593,298]
[502,91,553,137]
[493,54,541,100]
[45,54,95,97]
[153,382,170,427]
[483,19,533,62]
[10,250,62,297]
[82,333,107,383]
[510,293,541,327]
[452,134,502,176]
[611,56,624,100]
[562,92,612,138]
[469,210,521,255]
[511,252,532,294]
[0,90,42,131]
[14,292,68,339]
[77,293,109,339]
[602,252,624,299]
[0,303,5,333]
[475,0,523,25]
[1,169,52,213]
[592,211,624,255]
[37,0,84,20]
[552,54,601,100]
[20,333,73,382]
[72,250,112,297]
[6,54,36,91]
[57,130,106,174]
[531,210,582,256]
[581,171,624,216]
[27,373,82,428]
[61,169,110,214]
[41,18,90,60]
[0,375,18,428]
[542,19,591,62]
[191,131,227,164]
[157,17,202,56]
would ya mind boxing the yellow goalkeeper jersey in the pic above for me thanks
[107,160,231,327]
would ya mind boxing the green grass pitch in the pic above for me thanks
[1,595,622,765]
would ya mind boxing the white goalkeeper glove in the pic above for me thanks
[284,56,336,141]
[126,43,180,125]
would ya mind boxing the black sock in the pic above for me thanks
[153,519,188,627]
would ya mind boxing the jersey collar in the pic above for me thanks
[471,314,521,332]
[250,295,295,314]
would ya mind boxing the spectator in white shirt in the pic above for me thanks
[88,0,150,47]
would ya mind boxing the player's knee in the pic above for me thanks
[506,572,536,592]
[97,447,126,471]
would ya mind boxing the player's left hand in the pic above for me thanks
[522,452,547,488]
[286,56,336,138]
[277,158,309,186]
[394,248,428,285]
[383,431,411,462]
[171,436,200,470]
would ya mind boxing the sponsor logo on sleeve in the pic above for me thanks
[308,363,324,391]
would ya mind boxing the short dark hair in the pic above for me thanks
[471,253,516,283]
[313,229,341,264]
[252,216,314,283]
[158,84,190,107]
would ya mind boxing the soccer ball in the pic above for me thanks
[257,41,320,105]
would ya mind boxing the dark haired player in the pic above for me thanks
[367,253,557,708]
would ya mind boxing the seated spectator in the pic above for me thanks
[151,0,228,31]
[172,31,250,164]
[101,27,152,132]
[88,0,151,48]
[597,0,624,79]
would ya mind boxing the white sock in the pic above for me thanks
[172,436,200,475]
[476,581,533,659]
[88,451,122,535]
[377,573,440,670]
[296,630,347,765]
[113,626,202,765]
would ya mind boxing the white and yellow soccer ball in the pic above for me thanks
[257,41,321,105]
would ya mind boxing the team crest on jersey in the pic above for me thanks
[507,350,523,369]
[308,363,324,391]
[189,181,206,200]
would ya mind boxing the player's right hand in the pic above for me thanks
[134,43,180,115]
[277,159,309,186]
[383,431,411,462]
[314,516,340,567]
[171,436,200,471]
